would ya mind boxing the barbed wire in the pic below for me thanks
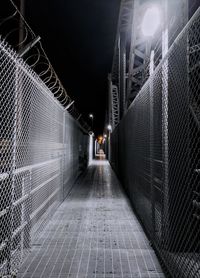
[0,0,91,132]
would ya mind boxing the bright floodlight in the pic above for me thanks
[89,114,93,118]
[141,6,161,37]
[107,124,112,131]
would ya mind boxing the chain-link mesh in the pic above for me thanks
[0,1,91,130]
[110,8,200,278]
[0,39,89,276]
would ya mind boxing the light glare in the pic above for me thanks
[141,6,161,37]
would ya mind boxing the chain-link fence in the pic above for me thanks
[110,7,200,278]
[0,38,89,276]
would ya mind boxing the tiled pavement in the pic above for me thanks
[17,158,165,278]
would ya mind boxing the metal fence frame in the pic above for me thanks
[110,8,200,278]
[0,38,89,276]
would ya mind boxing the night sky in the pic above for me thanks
[25,0,121,135]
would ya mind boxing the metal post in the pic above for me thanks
[108,74,112,127]
[7,64,19,275]
[61,111,66,201]
[149,50,155,76]
[95,139,97,157]
[119,32,126,118]
[89,133,93,165]
[161,12,169,247]
[149,50,155,238]
[19,0,25,49]
[108,130,111,162]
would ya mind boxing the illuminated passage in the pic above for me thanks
[17,158,164,278]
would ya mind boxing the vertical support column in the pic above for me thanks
[149,50,155,238]
[19,0,25,50]
[161,14,169,248]
[162,0,189,252]
[24,170,31,252]
[119,32,126,118]
[108,131,111,162]
[61,111,66,201]
[94,139,97,158]
[126,0,140,108]
[88,133,93,166]
[168,0,188,47]
[108,74,113,129]
[20,177,25,262]
[143,41,152,83]
[7,64,19,275]
[167,0,189,252]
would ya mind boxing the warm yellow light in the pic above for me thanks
[97,135,103,144]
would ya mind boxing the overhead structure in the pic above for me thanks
[109,0,134,127]
[109,0,150,125]
[109,0,190,130]
[108,74,119,130]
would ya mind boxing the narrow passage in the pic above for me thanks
[18,158,164,278]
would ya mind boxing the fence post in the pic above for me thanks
[149,50,155,239]
[161,26,169,249]
[7,63,19,275]
[61,111,66,201]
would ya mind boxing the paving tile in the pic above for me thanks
[17,159,165,278]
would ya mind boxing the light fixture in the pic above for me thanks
[141,6,161,37]
[89,114,93,118]
[107,124,112,131]
[98,136,103,144]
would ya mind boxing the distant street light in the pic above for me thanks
[89,114,94,130]
[141,6,161,37]
[107,124,112,132]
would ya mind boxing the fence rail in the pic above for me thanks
[110,8,200,278]
[0,39,89,276]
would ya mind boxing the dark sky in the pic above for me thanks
[25,0,121,135]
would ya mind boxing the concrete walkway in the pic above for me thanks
[18,158,165,278]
